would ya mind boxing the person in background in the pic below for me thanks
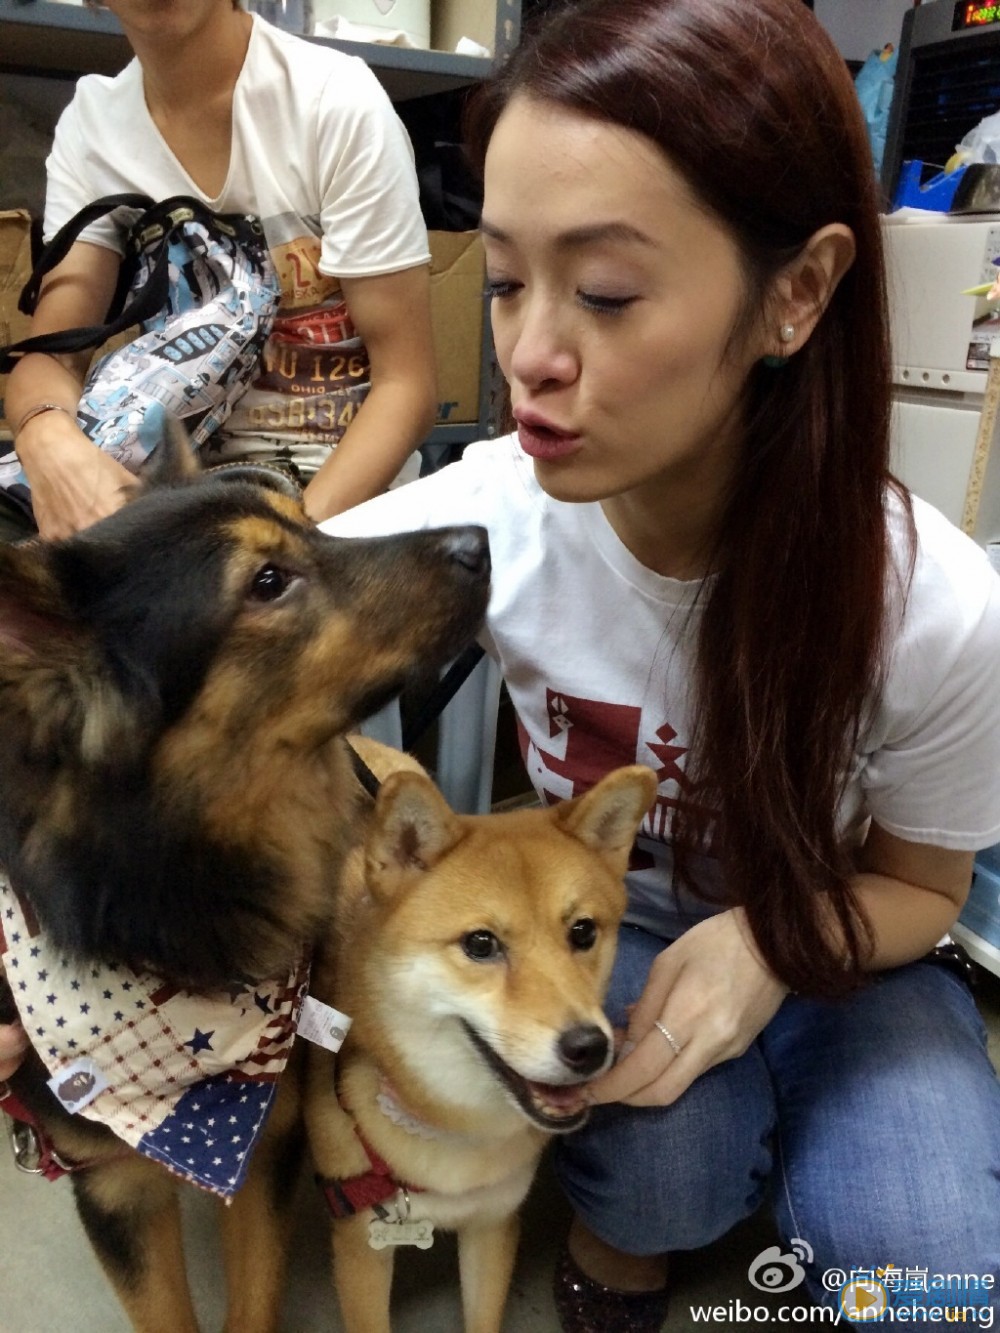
[323,0,1000,1327]
[3,0,436,540]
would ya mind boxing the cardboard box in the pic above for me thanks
[313,0,431,47]
[432,0,497,55]
[429,229,485,425]
[0,210,34,437]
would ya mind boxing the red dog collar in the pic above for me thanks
[2,1083,87,1180]
[318,1126,420,1219]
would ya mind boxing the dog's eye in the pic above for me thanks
[461,930,504,962]
[248,564,293,602]
[568,918,597,951]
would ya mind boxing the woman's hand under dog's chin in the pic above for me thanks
[582,909,789,1110]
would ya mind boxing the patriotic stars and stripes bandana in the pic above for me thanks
[0,874,309,1201]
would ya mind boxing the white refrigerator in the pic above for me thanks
[883,212,1000,977]
[883,211,1000,550]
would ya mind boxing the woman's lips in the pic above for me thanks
[515,414,582,461]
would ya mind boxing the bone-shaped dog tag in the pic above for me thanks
[368,1218,434,1250]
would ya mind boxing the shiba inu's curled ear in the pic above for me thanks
[555,765,657,878]
[365,771,465,900]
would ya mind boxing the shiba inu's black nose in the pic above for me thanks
[441,527,490,576]
[558,1024,610,1076]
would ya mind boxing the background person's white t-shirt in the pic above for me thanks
[44,16,431,479]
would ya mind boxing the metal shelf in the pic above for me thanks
[426,423,481,447]
[0,0,494,98]
[951,922,1000,981]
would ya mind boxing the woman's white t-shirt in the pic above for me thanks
[326,435,1000,939]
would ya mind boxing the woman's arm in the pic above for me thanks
[301,264,436,523]
[7,240,138,540]
[848,822,973,968]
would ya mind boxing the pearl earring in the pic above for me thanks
[762,322,798,369]
[762,323,797,369]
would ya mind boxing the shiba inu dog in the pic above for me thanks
[305,735,656,1333]
[0,434,489,1333]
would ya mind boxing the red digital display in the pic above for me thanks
[954,2,1000,28]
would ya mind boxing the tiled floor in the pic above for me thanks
[2,969,998,1332]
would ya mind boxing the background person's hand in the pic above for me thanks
[0,1021,29,1083]
[16,411,138,540]
[586,908,789,1108]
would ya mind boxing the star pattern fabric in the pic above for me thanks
[0,875,309,1200]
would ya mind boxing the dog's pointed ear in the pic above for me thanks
[0,543,142,768]
[136,413,201,489]
[0,542,78,655]
[554,765,657,878]
[365,770,465,900]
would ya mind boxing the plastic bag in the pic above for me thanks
[854,45,898,175]
[950,109,1000,170]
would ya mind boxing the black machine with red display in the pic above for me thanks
[881,2,1000,205]
[954,3,1000,32]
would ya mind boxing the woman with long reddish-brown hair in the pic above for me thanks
[329,0,1000,1324]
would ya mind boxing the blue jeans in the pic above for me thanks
[553,923,1000,1307]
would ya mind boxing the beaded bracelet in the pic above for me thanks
[12,402,74,441]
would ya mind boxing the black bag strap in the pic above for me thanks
[348,743,383,802]
[401,642,487,753]
[349,637,490,799]
[348,641,488,800]
[0,193,153,372]
[0,194,264,373]
[17,192,153,316]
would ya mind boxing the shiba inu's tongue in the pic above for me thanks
[525,1080,589,1120]
[461,1021,592,1132]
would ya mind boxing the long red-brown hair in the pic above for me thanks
[465,0,913,997]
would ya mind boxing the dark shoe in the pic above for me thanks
[553,1244,669,1333]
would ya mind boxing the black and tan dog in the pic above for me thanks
[0,432,489,1333]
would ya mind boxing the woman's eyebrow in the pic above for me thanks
[480,218,656,250]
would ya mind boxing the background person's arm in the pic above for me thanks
[7,241,137,540]
[301,264,436,523]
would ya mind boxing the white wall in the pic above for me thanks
[813,0,920,62]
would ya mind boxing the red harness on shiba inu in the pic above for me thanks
[318,1125,420,1218]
